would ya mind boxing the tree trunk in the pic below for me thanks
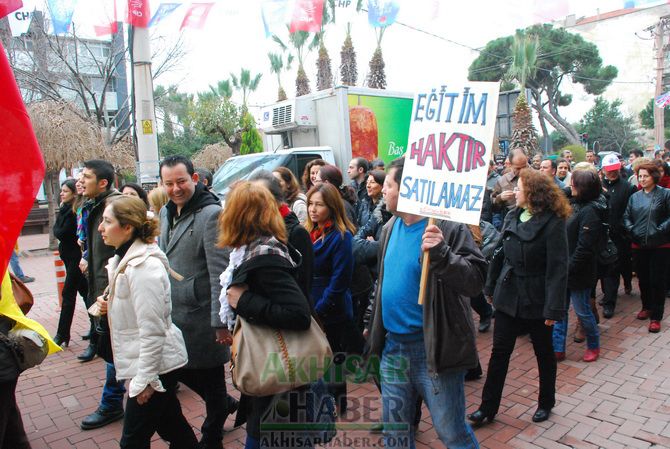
[535,105,581,146]
[44,171,60,251]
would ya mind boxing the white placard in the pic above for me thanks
[396,81,500,226]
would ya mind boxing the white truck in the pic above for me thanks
[211,86,414,197]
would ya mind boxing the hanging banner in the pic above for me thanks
[93,0,118,36]
[0,41,46,280]
[624,0,669,8]
[6,0,35,36]
[396,82,501,225]
[261,0,289,37]
[148,2,181,27]
[289,0,324,32]
[47,0,79,34]
[334,0,357,23]
[367,0,399,27]
[180,2,214,30]
[0,0,23,19]
[127,0,150,28]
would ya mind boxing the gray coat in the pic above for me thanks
[159,200,229,368]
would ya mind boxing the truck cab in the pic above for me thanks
[210,146,335,198]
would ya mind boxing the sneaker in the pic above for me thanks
[649,320,661,333]
[19,275,35,283]
[637,310,651,320]
[583,348,600,362]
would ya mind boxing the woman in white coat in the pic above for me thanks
[96,195,197,449]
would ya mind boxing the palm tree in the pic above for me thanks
[367,27,387,89]
[340,24,357,86]
[209,79,233,99]
[508,33,540,156]
[287,30,312,96]
[314,0,335,91]
[268,52,293,101]
[230,69,262,107]
[508,33,538,90]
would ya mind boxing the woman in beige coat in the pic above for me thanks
[97,195,196,449]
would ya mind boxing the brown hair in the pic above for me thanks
[319,164,357,205]
[636,162,661,184]
[217,181,287,248]
[305,183,356,236]
[273,166,300,203]
[302,159,327,191]
[570,169,602,202]
[148,187,169,215]
[107,196,160,244]
[518,168,571,219]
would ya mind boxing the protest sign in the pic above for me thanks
[396,82,500,226]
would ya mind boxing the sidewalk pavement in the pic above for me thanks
[12,234,670,449]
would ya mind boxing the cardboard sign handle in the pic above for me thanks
[418,218,436,305]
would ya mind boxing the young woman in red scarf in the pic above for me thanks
[306,183,357,413]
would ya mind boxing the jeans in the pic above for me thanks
[553,289,600,352]
[9,251,25,279]
[634,248,670,321]
[120,370,197,449]
[380,335,479,449]
[480,311,556,416]
[100,363,126,412]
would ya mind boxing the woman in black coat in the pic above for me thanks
[217,182,312,449]
[52,179,88,347]
[469,168,570,426]
[623,162,670,333]
[552,169,604,363]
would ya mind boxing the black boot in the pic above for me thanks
[77,344,97,362]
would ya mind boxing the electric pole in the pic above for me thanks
[653,17,669,150]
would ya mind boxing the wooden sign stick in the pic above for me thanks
[418,217,436,305]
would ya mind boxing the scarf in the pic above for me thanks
[218,245,247,330]
[279,203,291,218]
[309,220,333,243]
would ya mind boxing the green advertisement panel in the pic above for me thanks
[347,94,413,165]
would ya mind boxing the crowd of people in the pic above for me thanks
[1,144,669,449]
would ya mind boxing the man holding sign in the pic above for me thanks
[366,82,499,448]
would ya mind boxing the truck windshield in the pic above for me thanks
[211,153,284,196]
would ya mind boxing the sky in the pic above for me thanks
[8,0,660,116]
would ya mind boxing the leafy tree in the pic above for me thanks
[579,97,641,154]
[230,68,262,107]
[469,24,617,145]
[340,24,357,86]
[639,98,670,129]
[239,113,263,155]
[190,95,244,155]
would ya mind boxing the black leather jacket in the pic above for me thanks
[623,186,670,248]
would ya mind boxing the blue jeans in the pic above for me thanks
[9,251,25,278]
[553,288,600,352]
[100,363,126,412]
[380,335,479,449]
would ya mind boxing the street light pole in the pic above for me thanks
[130,25,160,189]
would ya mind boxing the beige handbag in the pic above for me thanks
[231,316,333,397]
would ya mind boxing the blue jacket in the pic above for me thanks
[311,230,354,324]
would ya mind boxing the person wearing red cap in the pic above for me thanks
[600,154,637,318]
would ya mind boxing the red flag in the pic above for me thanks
[0,0,22,19]
[290,0,324,33]
[127,0,150,28]
[180,3,214,31]
[95,0,118,36]
[0,42,45,278]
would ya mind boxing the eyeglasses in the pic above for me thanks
[513,187,520,193]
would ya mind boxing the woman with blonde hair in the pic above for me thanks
[216,181,312,449]
[147,186,169,215]
[96,195,196,449]
[469,168,570,425]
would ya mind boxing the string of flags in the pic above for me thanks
[655,91,670,108]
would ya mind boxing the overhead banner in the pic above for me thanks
[47,0,79,34]
[396,82,500,225]
[6,0,35,36]
[0,0,23,19]
[367,0,399,27]
[289,0,324,32]
[148,2,181,27]
[180,2,214,30]
[127,0,150,27]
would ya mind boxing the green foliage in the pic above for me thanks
[240,113,263,155]
[579,97,641,154]
[469,24,617,145]
[557,144,586,162]
[550,130,569,149]
[230,68,262,106]
[190,95,244,154]
[508,32,538,88]
[639,98,670,129]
